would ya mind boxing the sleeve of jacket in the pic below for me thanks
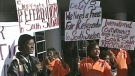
[104,62,113,76]
[7,60,20,76]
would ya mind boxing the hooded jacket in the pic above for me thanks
[7,52,40,76]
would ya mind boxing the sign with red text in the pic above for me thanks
[69,0,100,11]
[65,8,101,41]
[15,0,59,33]
[0,22,34,76]
[99,19,135,50]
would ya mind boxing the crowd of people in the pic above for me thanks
[7,34,135,76]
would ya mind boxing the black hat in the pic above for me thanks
[18,34,34,51]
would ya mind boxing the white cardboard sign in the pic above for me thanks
[99,19,135,50]
[69,0,100,11]
[15,0,59,33]
[65,8,102,41]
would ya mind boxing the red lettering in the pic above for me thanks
[69,3,78,9]
[14,45,18,56]
[101,38,132,50]
[24,10,31,24]
[18,9,23,23]
[44,7,49,19]
[75,20,81,30]
[26,23,41,31]
[47,4,58,18]
[54,17,59,26]
[65,21,75,30]
[53,4,58,18]
[8,45,18,58]
[90,9,101,18]
[18,23,24,33]
[102,19,108,33]
[17,0,59,33]
[0,26,5,39]
[36,8,41,20]
[104,19,132,28]
[65,12,73,20]
[65,32,70,40]
[49,5,53,18]
[0,44,7,60]
[26,4,29,9]
[32,9,36,20]
[17,0,21,4]
[47,18,59,28]
[22,4,33,10]
[22,4,25,9]
[17,9,24,33]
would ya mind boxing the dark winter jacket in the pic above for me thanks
[7,52,41,76]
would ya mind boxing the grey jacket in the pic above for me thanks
[7,52,40,76]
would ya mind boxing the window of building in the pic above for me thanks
[34,31,46,62]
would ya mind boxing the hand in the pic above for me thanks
[109,50,115,57]
[44,56,50,65]
[55,52,61,58]
[109,50,116,63]
[45,56,48,60]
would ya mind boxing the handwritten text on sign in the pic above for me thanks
[69,0,100,11]
[15,0,59,33]
[99,19,135,50]
[65,8,101,41]
[0,22,34,76]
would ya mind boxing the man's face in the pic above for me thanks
[47,51,54,57]
[82,46,87,51]
[90,45,100,57]
[104,55,110,63]
[23,39,35,55]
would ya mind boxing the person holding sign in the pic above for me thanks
[42,47,70,76]
[78,40,113,76]
[79,40,89,60]
[7,34,43,76]
[110,48,131,76]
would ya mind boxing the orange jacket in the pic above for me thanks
[41,59,70,76]
[80,57,113,76]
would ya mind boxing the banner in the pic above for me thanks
[0,22,34,76]
[15,0,59,33]
[69,0,100,11]
[65,8,101,41]
[99,19,135,50]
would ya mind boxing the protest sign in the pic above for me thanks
[15,0,59,33]
[0,22,34,76]
[99,19,135,50]
[65,8,101,41]
[69,0,100,11]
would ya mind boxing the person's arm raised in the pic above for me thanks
[56,52,67,69]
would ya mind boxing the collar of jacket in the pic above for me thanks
[16,52,32,64]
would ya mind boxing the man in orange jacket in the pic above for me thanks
[78,40,113,76]
[42,48,70,76]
